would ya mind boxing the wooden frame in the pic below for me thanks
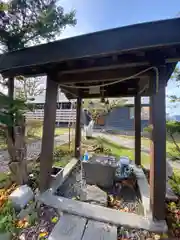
[75,95,82,158]
[135,94,141,165]
[150,68,166,220]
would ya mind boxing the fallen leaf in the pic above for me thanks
[39,232,48,238]
[161,233,168,239]
[51,216,59,223]
[154,234,161,240]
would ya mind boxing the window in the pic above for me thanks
[129,107,149,120]
[141,107,149,120]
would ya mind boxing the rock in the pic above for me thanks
[80,185,107,206]
[9,185,34,210]
[166,182,178,201]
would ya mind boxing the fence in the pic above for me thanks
[25,109,76,122]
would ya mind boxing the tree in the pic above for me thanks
[0,92,33,184]
[168,67,180,103]
[83,98,127,123]
[15,76,45,101]
[0,0,76,185]
[0,0,76,52]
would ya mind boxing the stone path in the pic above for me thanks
[49,213,117,240]
[0,134,69,173]
[94,132,180,169]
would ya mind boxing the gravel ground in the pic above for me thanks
[17,204,60,240]
[0,134,69,173]
[117,226,163,240]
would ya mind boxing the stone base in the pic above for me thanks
[80,185,107,206]
[0,232,11,240]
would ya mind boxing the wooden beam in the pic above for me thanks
[60,61,150,75]
[150,68,166,220]
[58,67,151,83]
[40,76,58,192]
[135,94,141,165]
[75,95,82,158]
[1,18,180,77]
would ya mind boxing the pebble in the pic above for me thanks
[117,226,159,240]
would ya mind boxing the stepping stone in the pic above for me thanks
[80,185,107,206]
[9,185,34,210]
[82,220,117,240]
[48,214,87,240]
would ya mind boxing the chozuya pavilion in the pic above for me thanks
[0,18,180,226]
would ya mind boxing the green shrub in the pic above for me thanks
[0,201,17,234]
[169,173,180,196]
[143,124,152,133]
[93,137,112,155]
[26,119,43,137]
[166,121,180,135]
[53,145,73,161]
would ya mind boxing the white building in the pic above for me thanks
[25,90,76,124]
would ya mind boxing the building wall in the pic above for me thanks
[25,104,149,131]
[102,106,149,131]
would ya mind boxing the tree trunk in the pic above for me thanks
[8,117,28,185]
[7,77,28,185]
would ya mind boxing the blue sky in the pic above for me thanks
[59,0,180,115]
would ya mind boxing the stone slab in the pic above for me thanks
[50,158,78,193]
[48,214,87,240]
[39,191,168,233]
[80,185,107,206]
[132,164,178,211]
[9,185,34,210]
[132,164,151,217]
[17,201,36,219]
[82,220,117,240]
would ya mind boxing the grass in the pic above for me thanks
[99,137,150,165]
[77,136,150,165]
[53,157,72,168]
[53,141,74,168]
[29,127,69,139]
[0,127,69,150]
[53,135,150,168]
[117,134,180,157]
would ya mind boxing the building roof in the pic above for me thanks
[0,18,179,99]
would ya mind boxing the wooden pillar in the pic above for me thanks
[40,76,58,192]
[135,94,141,165]
[150,69,166,220]
[75,95,82,158]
